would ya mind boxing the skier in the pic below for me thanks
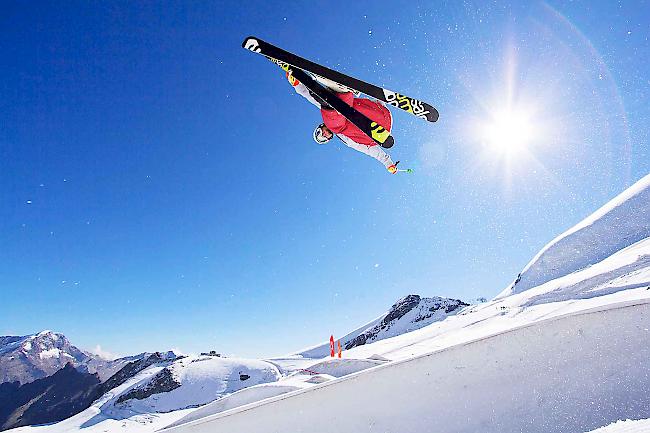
[286,72,399,174]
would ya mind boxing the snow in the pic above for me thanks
[157,175,650,433]
[497,172,650,299]
[36,330,54,337]
[165,357,386,428]
[8,355,282,433]
[38,348,62,359]
[296,295,465,358]
[161,298,650,433]
[10,365,192,433]
[118,356,281,413]
[8,174,650,433]
[290,357,385,377]
[155,229,649,431]
[164,385,303,428]
[585,419,650,433]
[296,314,385,358]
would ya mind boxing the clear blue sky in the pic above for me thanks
[1,1,649,358]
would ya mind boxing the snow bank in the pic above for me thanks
[167,357,387,427]
[160,301,650,433]
[497,173,650,299]
[164,385,303,428]
[291,358,385,377]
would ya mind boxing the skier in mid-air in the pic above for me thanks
[286,72,400,174]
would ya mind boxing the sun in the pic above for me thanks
[481,108,536,156]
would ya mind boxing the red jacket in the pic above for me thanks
[321,92,392,147]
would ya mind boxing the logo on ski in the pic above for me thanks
[370,122,390,144]
[271,58,290,71]
[383,91,431,121]
[243,38,261,53]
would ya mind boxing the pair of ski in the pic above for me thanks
[242,36,439,149]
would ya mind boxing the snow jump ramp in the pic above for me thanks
[161,301,650,433]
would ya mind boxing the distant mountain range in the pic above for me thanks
[0,330,152,386]
[0,293,469,431]
[0,331,178,431]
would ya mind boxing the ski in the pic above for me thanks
[266,56,395,148]
[242,36,439,123]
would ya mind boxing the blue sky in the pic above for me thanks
[1,0,649,358]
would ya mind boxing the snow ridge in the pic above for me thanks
[497,173,650,299]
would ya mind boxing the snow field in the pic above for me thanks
[161,301,650,433]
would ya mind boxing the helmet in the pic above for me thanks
[313,123,332,144]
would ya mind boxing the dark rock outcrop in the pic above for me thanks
[345,295,468,350]
[0,363,100,431]
[98,352,178,398]
[116,367,181,404]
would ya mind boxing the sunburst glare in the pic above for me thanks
[481,108,536,156]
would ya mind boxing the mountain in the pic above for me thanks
[497,172,650,299]
[0,363,100,430]
[3,294,468,433]
[8,355,284,433]
[0,330,151,386]
[0,331,92,385]
[9,174,650,433]
[297,295,468,358]
[155,175,650,433]
[112,355,281,413]
[97,351,178,398]
[0,352,179,431]
[0,330,170,389]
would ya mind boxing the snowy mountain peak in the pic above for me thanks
[0,331,177,386]
[298,294,468,358]
[0,330,91,385]
[344,295,468,350]
[36,329,57,337]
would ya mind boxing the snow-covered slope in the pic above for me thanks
[161,299,650,433]
[297,295,467,358]
[160,234,650,432]
[165,357,388,428]
[9,355,282,433]
[159,175,650,433]
[497,172,650,299]
[114,355,281,413]
[11,175,650,433]
[10,359,189,433]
